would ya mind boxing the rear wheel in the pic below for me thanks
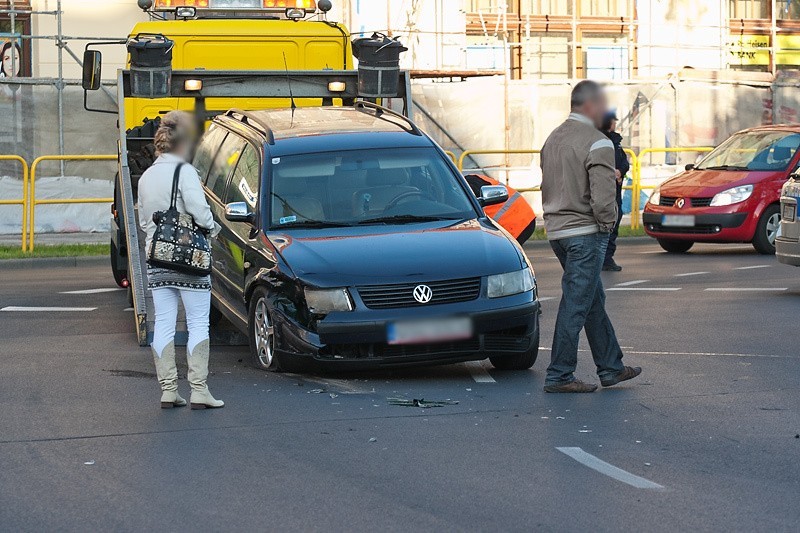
[248,287,284,372]
[489,327,540,371]
[110,238,128,288]
[752,204,781,255]
[657,239,694,253]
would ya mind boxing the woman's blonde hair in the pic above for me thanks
[154,110,197,156]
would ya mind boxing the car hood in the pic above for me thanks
[268,219,525,287]
[662,169,774,194]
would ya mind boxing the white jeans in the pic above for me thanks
[151,288,211,357]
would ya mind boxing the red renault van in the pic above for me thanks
[643,126,800,254]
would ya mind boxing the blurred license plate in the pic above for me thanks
[662,215,695,227]
[783,203,796,222]
[387,317,473,345]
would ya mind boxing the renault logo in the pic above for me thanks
[675,198,686,209]
[413,285,433,304]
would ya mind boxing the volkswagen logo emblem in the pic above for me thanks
[413,284,433,304]
[675,198,686,209]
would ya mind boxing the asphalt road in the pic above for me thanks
[1,238,799,532]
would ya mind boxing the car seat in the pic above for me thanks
[272,177,325,223]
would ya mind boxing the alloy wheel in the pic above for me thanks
[766,212,781,245]
[253,298,274,368]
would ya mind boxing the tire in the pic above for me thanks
[110,238,128,288]
[489,326,540,371]
[248,287,284,372]
[209,302,223,327]
[752,204,781,255]
[657,239,694,253]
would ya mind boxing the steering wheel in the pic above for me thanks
[384,191,425,212]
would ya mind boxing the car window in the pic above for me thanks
[696,131,800,172]
[226,144,260,208]
[207,134,246,200]
[192,125,228,184]
[269,147,477,228]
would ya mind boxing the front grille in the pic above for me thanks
[648,224,720,235]
[660,196,678,206]
[357,277,481,309]
[691,197,714,207]
[383,340,482,358]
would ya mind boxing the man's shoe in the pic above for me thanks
[543,380,598,393]
[602,261,623,272]
[601,366,642,387]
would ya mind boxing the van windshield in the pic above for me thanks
[269,148,477,228]
[696,131,800,171]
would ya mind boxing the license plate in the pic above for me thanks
[783,203,796,223]
[387,317,473,345]
[662,215,696,227]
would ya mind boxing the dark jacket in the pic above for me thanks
[603,130,630,178]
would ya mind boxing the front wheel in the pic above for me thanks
[248,287,283,372]
[657,239,694,253]
[752,204,781,255]
[489,327,540,371]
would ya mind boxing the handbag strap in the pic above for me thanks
[169,162,185,210]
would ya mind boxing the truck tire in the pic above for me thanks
[657,239,694,253]
[110,238,128,288]
[752,204,780,255]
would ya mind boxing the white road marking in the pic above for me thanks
[557,447,664,489]
[539,347,788,358]
[704,287,787,292]
[674,271,709,277]
[60,288,125,295]
[638,250,663,254]
[538,297,556,302]
[1,306,97,312]
[124,308,134,312]
[735,265,771,270]
[615,280,650,287]
[465,361,496,383]
[607,287,681,292]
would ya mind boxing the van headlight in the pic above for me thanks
[710,185,753,206]
[305,288,354,314]
[648,186,661,206]
[487,268,535,298]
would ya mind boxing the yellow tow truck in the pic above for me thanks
[82,0,412,345]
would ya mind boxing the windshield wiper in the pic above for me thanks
[356,214,464,225]
[700,165,749,171]
[275,220,354,229]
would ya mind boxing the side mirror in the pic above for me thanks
[225,202,256,224]
[685,164,695,171]
[82,50,102,91]
[479,185,509,207]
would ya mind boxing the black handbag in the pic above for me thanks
[148,163,213,276]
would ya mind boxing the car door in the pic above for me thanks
[205,132,248,307]
[219,143,262,317]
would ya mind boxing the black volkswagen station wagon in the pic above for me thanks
[193,103,540,372]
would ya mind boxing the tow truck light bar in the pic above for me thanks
[152,0,317,11]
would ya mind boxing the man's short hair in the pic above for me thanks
[571,80,603,110]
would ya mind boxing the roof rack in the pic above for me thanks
[354,100,422,136]
[223,109,276,144]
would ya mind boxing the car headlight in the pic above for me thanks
[487,268,535,299]
[710,185,753,206]
[648,187,661,206]
[305,288,354,314]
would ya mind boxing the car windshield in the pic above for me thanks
[696,131,800,171]
[269,147,477,228]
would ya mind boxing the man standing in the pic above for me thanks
[601,111,629,272]
[540,81,641,393]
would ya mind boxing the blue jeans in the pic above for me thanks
[546,232,625,385]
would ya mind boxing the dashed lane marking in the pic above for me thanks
[1,307,97,312]
[704,287,787,292]
[538,297,556,302]
[614,280,650,287]
[734,265,772,270]
[556,447,664,490]
[60,288,125,295]
[607,287,681,292]
[465,361,497,383]
[674,271,709,277]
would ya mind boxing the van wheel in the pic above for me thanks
[657,239,694,253]
[752,204,781,255]
[490,328,540,371]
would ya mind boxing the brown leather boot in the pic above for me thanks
[543,380,598,393]
[601,366,642,387]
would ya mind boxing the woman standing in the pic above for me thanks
[137,111,224,410]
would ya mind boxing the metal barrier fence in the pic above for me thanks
[28,155,117,251]
[0,155,30,251]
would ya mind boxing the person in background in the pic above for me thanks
[601,111,629,272]
[137,110,224,410]
[464,174,537,245]
[539,80,641,393]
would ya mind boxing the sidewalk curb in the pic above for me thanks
[0,256,107,270]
